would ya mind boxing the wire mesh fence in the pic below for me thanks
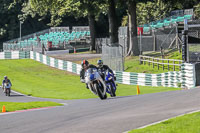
[187,20,200,63]
[117,26,179,55]
[102,44,124,71]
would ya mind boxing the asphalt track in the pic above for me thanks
[0,87,200,133]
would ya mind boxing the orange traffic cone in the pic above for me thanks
[2,105,6,113]
[137,85,140,95]
[74,47,76,53]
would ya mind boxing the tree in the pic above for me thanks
[124,0,173,56]
[28,0,100,51]
[126,0,140,56]
[194,2,200,19]
[107,0,119,44]
[0,0,26,49]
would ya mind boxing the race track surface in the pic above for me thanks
[0,88,200,133]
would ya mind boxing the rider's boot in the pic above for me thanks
[86,83,89,89]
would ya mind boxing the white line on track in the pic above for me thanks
[123,109,200,133]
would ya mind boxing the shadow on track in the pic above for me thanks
[9,94,24,97]
[106,95,134,100]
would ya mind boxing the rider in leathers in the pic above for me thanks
[2,76,12,92]
[97,60,116,81]
[80,60,98,88]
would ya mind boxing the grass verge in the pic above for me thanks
[0,101,62,113]
[84,50,182,73]
[129,111,200,133]
[0,59,180,99]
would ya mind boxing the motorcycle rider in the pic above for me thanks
[80,60,98,88]
[2,76,12,92]
[97,60,115,80]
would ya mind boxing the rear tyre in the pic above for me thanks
[110,83,116,97]
[8,89,10,96]
[5,89,8,96]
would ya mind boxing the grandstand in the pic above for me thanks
[2,9,195,56]
[3,26,91,52]
[115,9,195,58]
[140,9,193,34]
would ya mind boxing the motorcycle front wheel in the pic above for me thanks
[94,83,107,100]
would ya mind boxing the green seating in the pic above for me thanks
[143,27,150,33]
[184,15,192,20]
[171,18,177,24]
[176,16,184,22]
[12,30,90,49]
[156,23,164,28]
[164,20,171,26]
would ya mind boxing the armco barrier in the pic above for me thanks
[30,51,82,75]
[0,51,196,89]
[0,51,30,59]
[181,63,196,88]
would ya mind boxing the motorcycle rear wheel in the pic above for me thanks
[5,88,10,96]
[110,83,116,97]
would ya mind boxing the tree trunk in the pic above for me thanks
[88,13,96,51]
[128,0,139,56]
[108,0,118,45]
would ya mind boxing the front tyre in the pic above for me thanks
[94,83,106,100]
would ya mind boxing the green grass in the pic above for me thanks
[0,59,180,99]
[85,49,182,73]
[189,44,200,52]
[129,111,200,133]
[0,101,62,113]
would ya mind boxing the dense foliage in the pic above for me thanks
[0,0,199,50]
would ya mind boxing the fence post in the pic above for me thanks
[153,31,156,51]
[173,60,175,71]
[153,58,154,68]
[157,59,159,70]
[162,60,164,70]
[168,60,169,70]
[148,57,150,66]
[140,56,142,64]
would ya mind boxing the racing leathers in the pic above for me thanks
[97,65,115,81]
[2,79,12,90]
[80,64,98,83]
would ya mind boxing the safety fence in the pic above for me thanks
[139,55,183,71]
[30,51,82,75]
[115,63,195,89]
[0,51,196,89]
[29,51,196,89]
[0,51,30,59]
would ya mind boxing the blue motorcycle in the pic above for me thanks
[104,70,117,97]
[85,68,107,100]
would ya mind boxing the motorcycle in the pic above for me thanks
[85,68,107,100]
[104,70,117,97]
[3,82,11,96]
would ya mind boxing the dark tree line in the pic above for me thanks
[0,0,199,55]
